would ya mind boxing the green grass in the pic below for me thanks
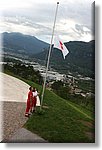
[3,72,95,142]
[24,80,95,143]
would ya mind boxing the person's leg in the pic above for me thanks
[29,99,34,113]
[32,97,35,112]
[33,97,37,112]
[25,100,30,117]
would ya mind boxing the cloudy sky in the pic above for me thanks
[0,0,94,43]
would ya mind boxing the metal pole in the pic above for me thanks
[40,2,59,110]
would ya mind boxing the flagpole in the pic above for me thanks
[40,2,59,110]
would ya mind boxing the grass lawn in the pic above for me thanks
[24,80,95,143]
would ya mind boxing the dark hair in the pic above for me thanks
[29,86,32,91]
[33,87,36,92]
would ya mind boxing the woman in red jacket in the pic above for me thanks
[25,86,33,117]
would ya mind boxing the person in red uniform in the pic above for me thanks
[25,86,33,117]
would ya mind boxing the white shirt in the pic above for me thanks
[33,91,38,97]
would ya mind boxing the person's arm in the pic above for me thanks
[37,90,39,95]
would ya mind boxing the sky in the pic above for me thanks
[0,0,94,43]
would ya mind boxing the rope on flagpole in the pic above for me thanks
[40,2,59,111]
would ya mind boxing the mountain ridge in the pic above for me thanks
[33,40,95,78]
[2,32,95,78]
[2,32,49,54]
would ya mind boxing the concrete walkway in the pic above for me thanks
[7,128,47,143]
[0,72,29,102]
[0,72,45,143]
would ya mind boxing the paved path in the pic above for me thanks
[7,128,47,143]
[0,72,29,102]
[2,101,28,141]
[0,72,45,143]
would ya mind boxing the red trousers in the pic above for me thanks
[25,97,37,114]
[25,99,33,114]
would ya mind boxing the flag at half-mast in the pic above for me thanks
[54,36,69,59]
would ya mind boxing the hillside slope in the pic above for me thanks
[2,32,95,78]
[24,80,95,143]
[2,72,94,142]
[33,40,95,78]
[2,32,49,54]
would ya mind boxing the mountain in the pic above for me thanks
[33,40,95,78]
[2,32,49,54]
[2,32,95,78]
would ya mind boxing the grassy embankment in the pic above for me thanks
[4,71,95,142]
[24,80,95,143]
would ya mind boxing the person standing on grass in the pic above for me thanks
[32,87,38,112]
[25,86,33,117]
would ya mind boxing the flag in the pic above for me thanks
[54,36,69,59]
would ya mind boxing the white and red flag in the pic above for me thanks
[54,36,69,59]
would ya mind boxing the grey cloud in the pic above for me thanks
[3,16,52,36]
[75,24,84,34]
[75,24,91,34]
[57,1,92,29]
[2,0,94,42]
[3,1,92,27]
